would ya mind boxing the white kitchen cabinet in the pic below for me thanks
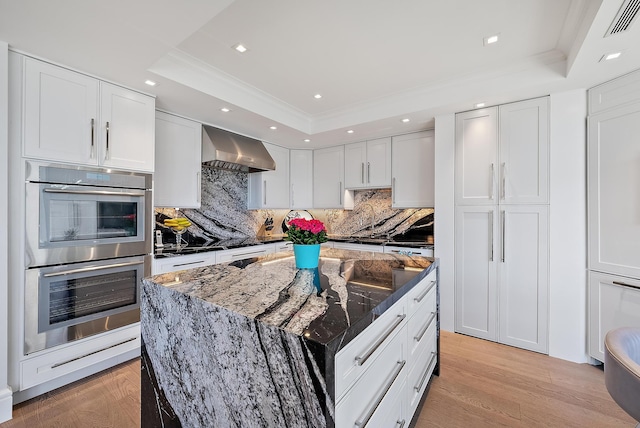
[215,244,275,264]
[588,271,640,362]
[588,102,640,279]
[248,142,290,209]
[152,252,217,275]
[383,245,433,258]
[344,137,391,189]
[391,131,435,208]
[23,57,155,171]
[455,97,549,206]
[331,241,383,253]
[454,205,549,353]
[289,149,313,209]
[314,145,352,209]
[154,112,202,208]
[588,68,640,114]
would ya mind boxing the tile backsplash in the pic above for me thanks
[156,168,433,243]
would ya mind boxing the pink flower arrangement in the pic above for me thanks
[285,218,328,245]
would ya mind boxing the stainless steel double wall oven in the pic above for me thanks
[24,161,152,354]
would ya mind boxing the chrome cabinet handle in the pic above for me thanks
[355,360,406,428]
[489,210,494,262]
[339,181,342,205]
[396,420,406,428]
[90,118,95,158]
[613,281,640,291]
[291,183,294,206]
[367,162,371,183]
[392,177,396,204]
[501,210,506,262]
[490,163,494,200]
[263,180,267,205]
[414,312,436,342]
[414,280,436,303]
[196,171,201,203]
[501,162,506,200]
[174,260,206,268]
[43,260,143,277]
[414,352,437,392]
[231,250,266,259]
[43,188,145,197]
[361,162,365,184]
[105,121,110,160]
[355,313,406,366]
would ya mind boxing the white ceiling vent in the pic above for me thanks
[606,0,640,36]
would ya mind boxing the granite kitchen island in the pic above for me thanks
[141,248,439,428]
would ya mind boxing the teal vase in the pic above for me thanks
[293,244,321,269]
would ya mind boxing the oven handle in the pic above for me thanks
[43,188,146,197]
[43,260,144,277]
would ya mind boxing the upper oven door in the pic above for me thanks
[25,182,152,267]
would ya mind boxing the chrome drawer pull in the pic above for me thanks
[414,280,436,303]
[414,312,436,342]
[174,260,206,268]
[414,352,437,392]
[355,314,406,366]
[613,281,640,291]
[396,420,406,428]
[354,360,406,428]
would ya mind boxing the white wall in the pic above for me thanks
[434,91,589,363]
[548,90,588,363]
[0,40,13,423]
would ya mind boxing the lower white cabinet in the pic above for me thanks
[335,270,438,427]
[384,245,433,257]
[332,241,384,253]
[153,252,217,275]
[588,271,640,362]
[215,244,275,264]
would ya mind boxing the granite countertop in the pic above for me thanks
[145,248,437,350]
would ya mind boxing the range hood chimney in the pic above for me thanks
[201,125,276,172]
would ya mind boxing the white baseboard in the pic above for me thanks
[0,386,13,424]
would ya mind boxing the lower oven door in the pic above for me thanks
[24,254,150,355]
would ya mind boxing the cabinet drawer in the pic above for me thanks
[216,244,274,263]
[332,242,384,253]
[407,305,437,365]
[335,299,407,400]
[384,246,433,257]
[21,326,140,390]
[407,326,438,417]
[406,270,437,319]
[153,252,217,275]
[335,329,407,427]
[273,241,293,252]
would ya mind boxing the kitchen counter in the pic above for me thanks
[141,248,438,427]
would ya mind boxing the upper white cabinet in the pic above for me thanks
[391,131,434,208]
[290,149,313,209]
[344,137,391,189]
[313,145,348,209]
[455,97,549,205]
[589,68,640,114]
[23,57,155,171]
[154,112,202,208]
[248,142,290,209]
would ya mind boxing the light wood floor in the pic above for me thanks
[1,331,635,427]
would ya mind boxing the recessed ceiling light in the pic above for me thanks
[270,126,277,130]
[314,94,322,99]
[220,107,231,113]
[483,34,499,46]
[233,43,248,53]
[347,130,354,134]
[144,80,157,86]
[475,102,486,108]
[401,118,410,123]
[304,139,311,143]
[601,51,622,61]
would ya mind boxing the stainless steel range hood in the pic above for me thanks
[201,125,276,172]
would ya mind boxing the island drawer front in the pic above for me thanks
[153,252,217,275]
[335,298,408,400]
[406,270,437,318]
[335,328,407,426]
[216,244,275,263]
[20,325,140,390]
[407,309,437,366]
[407,325,438,417]
[360,378,407,428]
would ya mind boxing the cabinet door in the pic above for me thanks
[455,108,498,205]
[499,97,549,204]
[99,82,155,172]
[248,142,290,209]
[290,149,313,209]
[24,57,98,165]
[454,206,498,341]
[313,146,345,208]
[154,112,202,208]
[588,271,640,362]
[498,205,548,353]
[588,103,640,278]
[391,131,434,208]
[366,137,392,188]
[344,142,366,189]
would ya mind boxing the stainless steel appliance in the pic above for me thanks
[24,161,152,354]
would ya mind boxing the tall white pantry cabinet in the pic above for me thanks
[454,97,549,354]
[587,69,640,362]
